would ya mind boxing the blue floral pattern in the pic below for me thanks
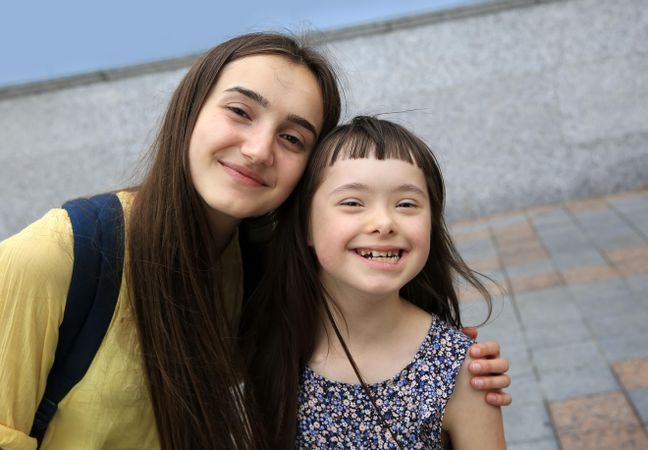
[296,316,473,449]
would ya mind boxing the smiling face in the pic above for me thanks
[188,54,324,233]
[308,157,432,300]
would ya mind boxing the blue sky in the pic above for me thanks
[1,0,479,87]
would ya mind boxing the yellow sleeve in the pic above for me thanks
[0,209,74,450]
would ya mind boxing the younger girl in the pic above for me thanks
[242,116,506,449]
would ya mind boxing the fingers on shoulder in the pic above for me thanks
[470,340,501,358]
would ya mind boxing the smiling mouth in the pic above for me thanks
[355,249,403,262]
[220,161,268,186]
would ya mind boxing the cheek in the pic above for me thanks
[308,209,340,257]
[277,154,308,189]
[410,220,432,256]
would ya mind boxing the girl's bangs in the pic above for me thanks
[324,124,417,166]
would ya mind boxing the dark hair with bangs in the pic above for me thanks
[240,116,492,447]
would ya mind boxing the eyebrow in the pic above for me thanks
[330,182,427,197]
[225,86,269,107]
[224,86,318,138]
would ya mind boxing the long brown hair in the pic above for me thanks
[128,32,341,449]
[240,116,492,447]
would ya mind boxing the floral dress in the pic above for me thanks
[296,316,473,449]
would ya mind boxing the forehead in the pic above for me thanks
[320,157,427,190]
[213,54,324,128]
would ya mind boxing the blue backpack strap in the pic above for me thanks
[30,193,125,444]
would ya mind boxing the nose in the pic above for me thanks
[241,128,274,165]
[369,206,396,236]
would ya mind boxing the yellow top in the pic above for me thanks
[0,192,243,450]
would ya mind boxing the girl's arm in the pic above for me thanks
[443,355,507,450]
[463,327,512,406]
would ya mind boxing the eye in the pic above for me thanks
[281,133,304,149]
[226,105,251,120]
[339,199,363,208]
[397,200,418,209]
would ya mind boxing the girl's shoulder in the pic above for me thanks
[1,207,75,276]
[428,316,474,346]
[0,190,133,305]
[0,207,76,341]
[420,315,474,370]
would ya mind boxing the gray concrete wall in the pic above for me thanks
[1,0,647,239]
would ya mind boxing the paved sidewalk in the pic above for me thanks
[451,188,648,450]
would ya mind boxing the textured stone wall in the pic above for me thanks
[1,0,647,239]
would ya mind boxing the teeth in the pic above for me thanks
[357,249,401,261]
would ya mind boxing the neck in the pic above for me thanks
[205,207,241,254]
[309,279,433,384]
[318,283,408,354]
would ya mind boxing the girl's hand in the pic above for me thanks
[462,327,512,407]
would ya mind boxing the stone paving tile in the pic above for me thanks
[531,341,606,372]
[504,259,556,278]
[491,221,536,241]
[524,319,593,349]
[449,217,491,235]
[571,290,645,322]
[568,278,633,299]
[550,391,638,432]
[599,332,648,362]
[620,210,648,237]
[538,364,620,401]
[466,255,501,272]
[506,372,544,405]
[451,226,491,243]
[598,232,648,254]
[550,247,608,270]
[606,245,648,276]
[565,197,609,212]
[549,392,648,450]
[487,211,529,228]
[527,206,573,227]
[448,190,648,448]
[498,243,549,266]
[456,237,498,261]
[589,311,648,339]
[625,274,648,292]
[571,209,646,251]
[503,402,555,444]
[492,221,551,266]
[509,271,563,294]
[561,264,619,284]
[545,243,594,261]
[507,438,560,450]
[567,279,643,320]
[625,274,648,308]
[628,389,648,425]
[541,235,592,257]
[608,191,648,214]
[500,342,534,378]
[613,358,648,390]
[515,287,582,329]
[572,207,632,229]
